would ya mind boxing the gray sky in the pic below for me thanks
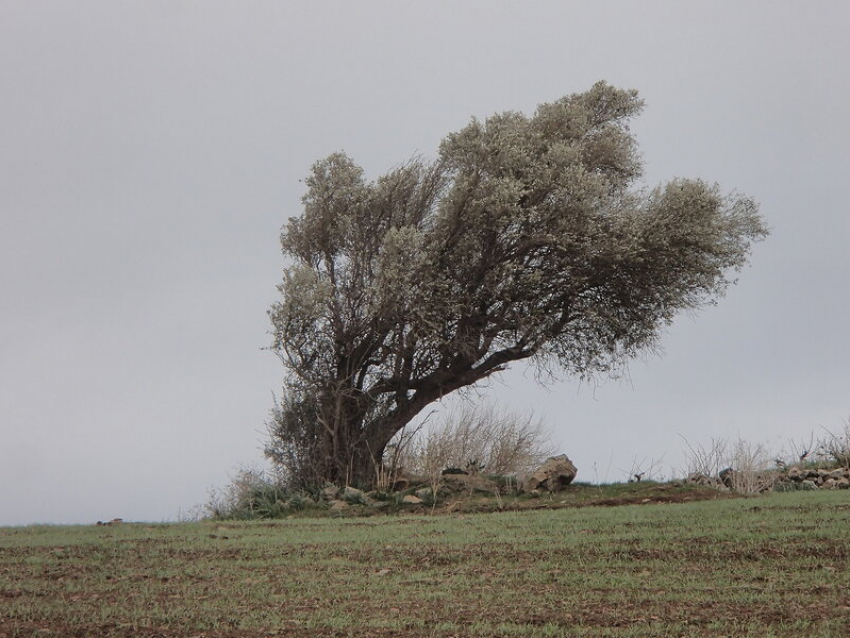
[2,2,848,526]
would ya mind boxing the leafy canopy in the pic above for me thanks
[268,82,766,485]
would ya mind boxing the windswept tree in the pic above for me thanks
[267,82,767,487]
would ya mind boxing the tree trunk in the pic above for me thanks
[320,414,405,488]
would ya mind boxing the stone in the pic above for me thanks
[686,473,714,486]
[342,486,365,502]
[321,485,340,501]
[328,500,349,511]
[786,466,805,481]
[97,518,123,526]
[401,495,423,505]
[523,455,577,493]
[801,480,818,490]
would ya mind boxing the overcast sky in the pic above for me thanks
[2,2,848,526]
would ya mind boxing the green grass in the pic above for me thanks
[1,490,849,637]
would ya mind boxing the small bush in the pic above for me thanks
[681,436,777,494]
[394,403,555,487]
[342,489,369,506]
[819,418,850,468]
[681,419,850,494]
[206,466,316,520]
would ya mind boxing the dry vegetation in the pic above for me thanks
[386,403,555,488]
[680,419,850,494]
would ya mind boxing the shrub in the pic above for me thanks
[819,418,850,469]
[393,403,555,488]
[681,436,777,494]
[206,466,313,520]
[264,391,325,490]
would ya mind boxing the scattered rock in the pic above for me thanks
[779,465,850,490]
[402,495,423,505]
[523,455,577,492]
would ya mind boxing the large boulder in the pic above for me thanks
[523,455,577,492]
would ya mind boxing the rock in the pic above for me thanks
[823,478,837,489]
[97,518,124,526]
[787,466,805,481]
[328,500,349,511]
[718,467,735,489]
[321,485,340,501]
[401,495,423,505]
[801,480,818,490]
[835,477,850,489]
[342,486,365,502]
[523,455,577,492]
[687,473,714,486]
[828,468,847,480]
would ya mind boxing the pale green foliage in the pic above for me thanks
[268,82,767,487]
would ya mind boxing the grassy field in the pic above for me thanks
[1,488,849,637]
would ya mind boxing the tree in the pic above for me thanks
[266,82,767,488]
